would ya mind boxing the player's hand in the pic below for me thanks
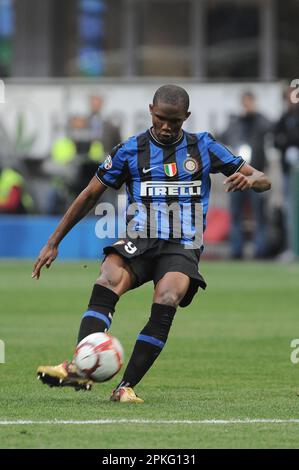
[32,243,58,280]
[223,173,253,192]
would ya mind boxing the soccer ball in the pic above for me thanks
[74,332,124,382]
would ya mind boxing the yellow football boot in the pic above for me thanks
[37,360,93,391]
[110,386,144,403]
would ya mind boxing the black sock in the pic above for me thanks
[116,303,176,389]
[77,284,119,344]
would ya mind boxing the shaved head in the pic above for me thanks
[153,84,190,113]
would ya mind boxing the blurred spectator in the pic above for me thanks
[45,116,84,214]
[88,96,122,155]
[67,115,94,195]
[273,86,299,261]
[221,91,272,259]
[46,104,122,214]
[87,95,123,207]
[0,165,33,214]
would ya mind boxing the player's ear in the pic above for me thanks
[185,111,191,121]
[149,104,153,115]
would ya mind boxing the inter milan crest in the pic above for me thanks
[183,157,198,174]
[103,155,112,170]
[164,163,177,177]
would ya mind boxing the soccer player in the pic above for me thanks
[33,85,271,403]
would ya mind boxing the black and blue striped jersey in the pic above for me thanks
[96,128,245,249]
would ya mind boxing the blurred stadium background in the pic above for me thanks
[0,0,298,260]
[1,0,299,451]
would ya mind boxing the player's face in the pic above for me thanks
[149,101,190,144]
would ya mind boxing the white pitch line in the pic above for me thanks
[0,419,299,425]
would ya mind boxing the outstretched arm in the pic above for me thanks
[223,163,271,193]
[32,176,106,280]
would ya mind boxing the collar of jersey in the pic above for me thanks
[148,128,185,148]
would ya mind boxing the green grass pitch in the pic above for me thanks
[0,260,299,449]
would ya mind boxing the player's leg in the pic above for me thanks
[37,253,134,390]
[77,253,134,342]
[110,272,189,402]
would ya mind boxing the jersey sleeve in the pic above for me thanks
[206,133,246,176]
[96,143,129,189]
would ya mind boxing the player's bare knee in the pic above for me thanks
[96,271,120,291]
[96,255,133,294]
[96,261,123,291]
[97,267,125,291]
[154,290,181,308]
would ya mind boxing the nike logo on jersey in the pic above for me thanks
[140,180,201,197]
[142,166,159,174]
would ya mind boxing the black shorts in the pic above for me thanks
[103,238,207,308]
